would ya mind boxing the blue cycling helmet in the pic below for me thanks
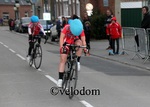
[31,15,39,23]
[69,19,83,36]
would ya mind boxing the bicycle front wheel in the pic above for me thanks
[68,60,78,99]
[34,44,42,69]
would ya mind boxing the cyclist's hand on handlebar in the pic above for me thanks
[84,48,90,56]
[60,46,69,54]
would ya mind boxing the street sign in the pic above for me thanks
[43,13,51,21]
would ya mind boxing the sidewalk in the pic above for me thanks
[90,40,150,70]
[48,39,150,70]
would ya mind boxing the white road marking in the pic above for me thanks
[16,54,26,60]
[3,44,8,48]
[80,100,94,107]
[0,41,3,44]
[38,68,42,72]
[45,75,57,85]
[9,48,16,53]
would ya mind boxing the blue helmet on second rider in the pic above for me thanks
[69,19,83,36]
[31,15,39,23]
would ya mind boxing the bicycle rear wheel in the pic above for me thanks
[34,44,42,69]
[68,60,78,99]
[62,62,70,90]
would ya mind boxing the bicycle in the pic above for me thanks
[29,35,47,69]
[62,43,86,99]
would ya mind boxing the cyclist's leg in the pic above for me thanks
[75,39,82,57]
[28,35,34,56]
[38,37,41,44]
[74,39,83,71]
[57,48,68,87]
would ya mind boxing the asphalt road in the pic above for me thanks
[0,27,150,107]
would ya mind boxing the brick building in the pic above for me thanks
[80,0,121,23]
[0,0,32,21]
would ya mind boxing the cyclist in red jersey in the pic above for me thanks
[27,15,46,62]
[57,16,88,87]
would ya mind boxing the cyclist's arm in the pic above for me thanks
[81,36,86,47]
[59,32,65,48]
[28,27,32,35]
[80,31,86,47]
[40,26,46,35]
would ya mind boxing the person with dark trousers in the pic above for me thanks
[62,16,66,28]
[8,18,14,31]
[135,6,150,50]
[83,13,90,24]
[84,21,91,50]
[56,18,61,38]
[104,9,113,50]
[106,17,122,55]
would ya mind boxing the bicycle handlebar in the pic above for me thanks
[64,43,86,48]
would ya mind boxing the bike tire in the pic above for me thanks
[68,60,78,99]
[62,62,70,90]
[34,44,42,69]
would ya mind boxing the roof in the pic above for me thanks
[121,1,142,9]
[0,0,30,5]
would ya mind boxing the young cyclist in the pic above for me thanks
[27,15,47,62]
[57,18,88,87]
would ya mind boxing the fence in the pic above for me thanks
[122,27,150,63]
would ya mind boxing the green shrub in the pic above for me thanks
[90,10,106,39]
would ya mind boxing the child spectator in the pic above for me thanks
[106,17,122,55]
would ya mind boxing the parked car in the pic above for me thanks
[19,17,30,33]
[39,19,53,36]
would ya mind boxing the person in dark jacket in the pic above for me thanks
[56,18,61,38]
[62,16,66,28]
[84,21,91,50]
[141,6,150,29]
[104,9,113,50]
[135,6,150,49]
[8,18,13,31]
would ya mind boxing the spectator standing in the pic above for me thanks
[83,12,90,26]
[107,17,122,55]
[82,13,91,50]
[104,9,113,50]
[8,18,14,31]
[84,21,91,50]
[135,6,150,49]
[62,16,66,28]
[141,6,150,29]
[56,18,61,38]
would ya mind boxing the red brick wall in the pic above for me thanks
[80,0,115,18]
[0,5,32,20]
[93,0,115,14]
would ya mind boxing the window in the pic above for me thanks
[3,12,9,20]
[11,0,15,2]
[4,0,9,2]
[25,12,29,17]
[103,0,109,7]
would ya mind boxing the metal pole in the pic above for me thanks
[32,3,35,15]
[61,0,64,15]
[75,0,77,15]
[71,0,73,15]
